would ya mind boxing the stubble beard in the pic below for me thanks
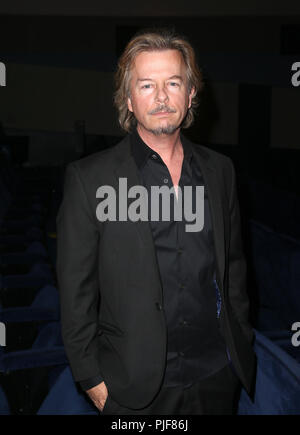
[148,124,179,136]
[144,104,180,136]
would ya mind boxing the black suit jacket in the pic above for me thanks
[56,134,256,409]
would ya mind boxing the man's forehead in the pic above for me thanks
[131,49,186,77]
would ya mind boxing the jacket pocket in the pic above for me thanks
[98,321,124,337]
[101,395,110,414]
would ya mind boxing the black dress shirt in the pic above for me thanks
[79,128,229,391]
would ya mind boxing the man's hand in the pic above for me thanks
[86,381,108,412]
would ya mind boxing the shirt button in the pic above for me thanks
[178,351,185,357]
[179,284,185,289]
[180,319,189,326]
[155,302,163,311]
[152,154,157,159]
[178,248,183,254]
[163,178,168,184]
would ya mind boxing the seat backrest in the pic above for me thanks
[0,385,11,415]
[31,285,59,311]
[250,220,300,328]
[37,366,98,415]
[32,322,63,349]
[238,330,300,415]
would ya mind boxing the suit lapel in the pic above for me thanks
[114,139,158,252]
[190,144,226,291]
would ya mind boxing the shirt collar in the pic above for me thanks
[130,127,193,170]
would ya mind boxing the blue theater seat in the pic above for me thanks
[0,385,11,415]
[37,366,98,415]
[238,330,300,415]
[0,321,66,373]
[0,285,60,323]
[0,263,54,291]
[249,220,300,331]
[0,241,48,267]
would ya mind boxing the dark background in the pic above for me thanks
[0,2,300,190]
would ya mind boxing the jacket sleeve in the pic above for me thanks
[79,374,104,391]
[226,158,254,345]
[56,162,103,382]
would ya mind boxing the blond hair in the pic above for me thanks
[114,29,204,132]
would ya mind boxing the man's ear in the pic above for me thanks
[127,96,133,113]
[188,87,196,109]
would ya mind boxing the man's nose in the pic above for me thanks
[155,85,169,103]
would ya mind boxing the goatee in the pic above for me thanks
[148,125,179,135]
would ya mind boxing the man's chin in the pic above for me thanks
[148,124,179,136]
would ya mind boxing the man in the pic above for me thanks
[57,29,256,415]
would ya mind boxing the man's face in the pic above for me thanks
[127,49,195,136]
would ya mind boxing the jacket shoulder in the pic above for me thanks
[187,138,233,172]
[67,135,129,177]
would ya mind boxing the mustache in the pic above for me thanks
[149,105,177,115]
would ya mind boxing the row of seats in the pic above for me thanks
[0,146,97,414]
[238,218,300,414]
[248,220,300,363]
[249,219,300,332]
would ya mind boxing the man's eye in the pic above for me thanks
[142,84,152,89]
[169,82,179,87]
